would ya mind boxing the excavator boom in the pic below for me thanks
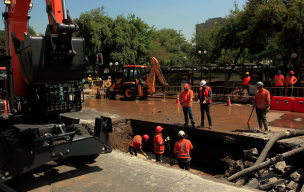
[147,57,168,95]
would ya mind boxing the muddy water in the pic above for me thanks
[83,96,304,132]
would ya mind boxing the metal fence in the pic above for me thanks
[157,85,304,98]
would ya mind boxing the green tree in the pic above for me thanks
[28,26,36,35]
[150,28,188,66]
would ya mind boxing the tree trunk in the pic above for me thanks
[225,47,244,85]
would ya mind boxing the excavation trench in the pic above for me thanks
[109,119,304,182]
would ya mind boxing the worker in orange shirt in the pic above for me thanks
[255,82,271,134]
[285,71,297,96]
[242,72,251,87]
[129,134,149,158]
[173,130,193,171]
[274,70,284,96]
[179,84,195,127]
[197,80,212,129]
[154,126,170,162]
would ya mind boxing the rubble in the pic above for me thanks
[287,181,299,191]
[243,148,259,159]
[290,168,304,182]
[245,178,259,189]
[259,177,286,190]
[274,161,287,174]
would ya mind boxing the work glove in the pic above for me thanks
[165,136,170,142]
[143,152,147,157]
[266,106,270,113]
[145,155,149,159]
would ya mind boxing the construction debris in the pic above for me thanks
[243,148,258,159]
[274,161,287,174]
[290,169,304,182]
[287,181,299,191]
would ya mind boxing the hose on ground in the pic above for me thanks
[234,130,304,185]
[228,144,304,182]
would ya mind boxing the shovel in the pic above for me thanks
[247,104,255,130]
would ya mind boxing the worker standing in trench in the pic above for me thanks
[154,126,170,162]
[173,130,193,171]
[129,134,149,158]
[179,84,195,127]
[255,81,271,134]
[197,80,212,129]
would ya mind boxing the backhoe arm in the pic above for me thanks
[147,57,168,95]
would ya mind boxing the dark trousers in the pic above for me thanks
[178,158,191,170]
[129,146,137,156]
[200,103,212,126]
[155,153,163,162]
[89,82,92,89]
[256,108,268,130]
[275,86,283,96]
[182,107,195,124]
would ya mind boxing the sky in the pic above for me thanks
[1,0,248,41]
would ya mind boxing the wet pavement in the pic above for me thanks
[82,92,304,132]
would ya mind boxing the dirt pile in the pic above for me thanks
[109,120,133,152]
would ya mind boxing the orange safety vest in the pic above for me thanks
[255,88,271,109]
[274,74,284,86]
[154,133,164,154]
[199,86,212,104]
[285,76,297,86]
[173,138,193,159]
[130,135,142,149]
[179,90,194,107]
[242,76,251,86]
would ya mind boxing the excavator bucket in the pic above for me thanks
[12,33,85,85]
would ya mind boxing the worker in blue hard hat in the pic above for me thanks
[274,70,284,96]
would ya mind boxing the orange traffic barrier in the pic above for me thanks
[176,93,180,104]
[226,96,232,107]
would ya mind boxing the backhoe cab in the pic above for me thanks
[106,57,168,101]
[107,65,148,100]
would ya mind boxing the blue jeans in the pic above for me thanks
[287,85,294,96]
[200,103,212,125]
[182,107,195,124]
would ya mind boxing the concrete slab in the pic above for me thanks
[6,151,256,192]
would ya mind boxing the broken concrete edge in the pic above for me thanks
[112,150,260,192]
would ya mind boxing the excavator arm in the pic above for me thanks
[147,57,168,95]
[3,0,84,114]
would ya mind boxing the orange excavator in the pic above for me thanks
[106,57,168,100]
[1,0,112,190]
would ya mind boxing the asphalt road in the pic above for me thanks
[5,151,255,192]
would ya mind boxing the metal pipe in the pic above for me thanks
[62,0,67,20]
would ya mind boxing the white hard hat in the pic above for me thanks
[108,76,111,79]
[256,81,263,88]
[200,80,206,86]
[178,130,186,138]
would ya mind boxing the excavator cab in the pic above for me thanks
[123,65,147,82]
